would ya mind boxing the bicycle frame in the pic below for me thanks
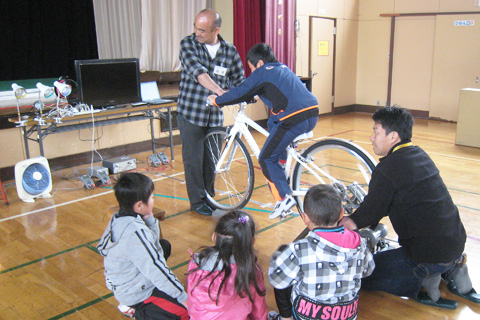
[216,103,338,198]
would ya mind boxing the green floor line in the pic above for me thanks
[0,243,89,275]
[155,194,190,201]
[166,209,191,219]
[242,206,271,213]
[257,213,300,233]
[171,259,190,271]
[449,188,480,196]
[47,293,114,320]
[85,243,99,254]
[457,204,480,212]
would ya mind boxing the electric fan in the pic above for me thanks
[15,157,52,202]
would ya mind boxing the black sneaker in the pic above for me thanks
[192,203,213,216]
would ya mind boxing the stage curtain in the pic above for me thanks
[265,0,296,72]
[233,0,265,77]
[94,0,207,72]
[138,0,208,72]
[92,0,142,60]
[0,0,98,81]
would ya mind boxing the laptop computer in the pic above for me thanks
[140,81,174,105]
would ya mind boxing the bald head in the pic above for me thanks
[197,9,222,29]
[194,9,222,45]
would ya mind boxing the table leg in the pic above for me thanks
[23,126,30,159]
[168,108,174,161]
[37,124,45,157]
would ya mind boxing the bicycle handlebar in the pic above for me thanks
[206,100,255,107]
[206,99,215,107]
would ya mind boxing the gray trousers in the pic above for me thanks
[177,114,222,208]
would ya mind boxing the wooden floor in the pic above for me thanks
[1,112,479,320]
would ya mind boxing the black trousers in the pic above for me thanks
[160,239,171,260]
[274,286,294,318]
[133,288,189,320]
[177,114,222,207]
[132,240,188,320]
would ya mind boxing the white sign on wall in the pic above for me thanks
[454,20,475,26]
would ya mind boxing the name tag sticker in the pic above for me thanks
[214,65,227,76]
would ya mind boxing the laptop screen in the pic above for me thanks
[140,81,161,101]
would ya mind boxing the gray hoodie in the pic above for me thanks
[97,213,187,306]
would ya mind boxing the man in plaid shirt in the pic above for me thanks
[177,8,244,216]
[268,185,375,320]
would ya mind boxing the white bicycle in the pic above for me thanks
[203,102,377,217]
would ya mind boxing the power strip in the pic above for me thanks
[157,152,169,165]
[148,154,162,167]
[87,166,111,185]
[79,174,95,190]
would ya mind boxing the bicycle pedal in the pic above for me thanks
[280,210,294,220]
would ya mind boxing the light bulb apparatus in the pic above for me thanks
[36,82,55,99]
[11,83,28,126]
[11,83,27,99]
[54,81,72,97]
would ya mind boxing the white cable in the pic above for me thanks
[90,106,95,174]
[89,105,103,162]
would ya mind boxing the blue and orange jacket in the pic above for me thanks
[214,62,318,123]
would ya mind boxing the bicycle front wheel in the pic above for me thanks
[291,138,376,213]
[204,129,255,210]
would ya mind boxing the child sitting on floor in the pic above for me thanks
[97,172,188,320]
[187,210,267,319]
[268,184,375,320]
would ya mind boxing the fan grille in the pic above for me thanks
[22,163,51,195]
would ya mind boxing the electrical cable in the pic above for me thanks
[91,108,105,162]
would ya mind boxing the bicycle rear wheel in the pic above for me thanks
[291,138,376,213]
[204,129,255,210]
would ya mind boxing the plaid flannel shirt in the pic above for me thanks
[268,230,375,305]
[178,33,244,127]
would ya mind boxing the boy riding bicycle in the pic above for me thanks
[208,43,318,219]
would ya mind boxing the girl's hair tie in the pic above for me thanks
[238,215,249,224]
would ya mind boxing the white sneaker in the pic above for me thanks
[118,304,135,318]
[270,194,296,219]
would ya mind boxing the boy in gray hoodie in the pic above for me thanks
[97,173,188,320]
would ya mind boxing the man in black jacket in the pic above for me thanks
[341,106,479,309]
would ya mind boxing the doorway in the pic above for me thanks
[309,16,336,115]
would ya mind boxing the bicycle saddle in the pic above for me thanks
[293,131,313,142]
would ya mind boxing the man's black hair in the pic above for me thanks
[372,105,414,141]
[246,43,278,67]
[114,173,154,216]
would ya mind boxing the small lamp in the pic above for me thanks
[35,82,54,126]
[12,83,27,99]
[11,83,27,126]
[36,82,55,99]
[53,81,72,123]
[54,81,72,97]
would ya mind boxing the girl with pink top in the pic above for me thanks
[187,210,268,320]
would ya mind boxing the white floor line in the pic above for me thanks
[319,139,480,163]
[0,190,113,222]
[428,152,480,163]
[0,171,186,223]
[248,199,274,208]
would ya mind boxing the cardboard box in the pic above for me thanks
[456,88,480,148]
